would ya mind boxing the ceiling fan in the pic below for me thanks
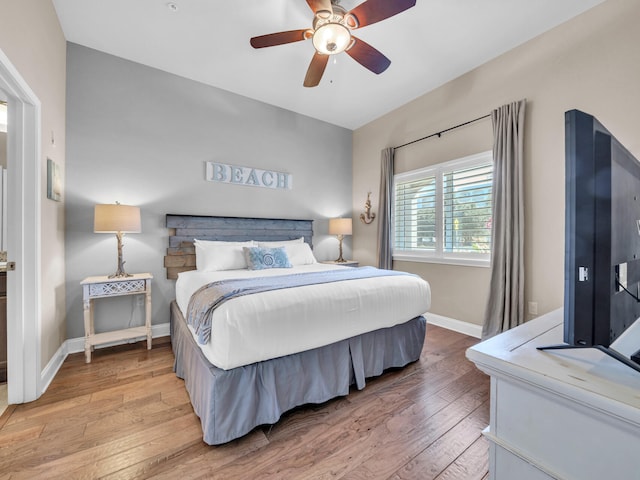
[250,0,416,87]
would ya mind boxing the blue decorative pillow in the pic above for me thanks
[243,246,292,270]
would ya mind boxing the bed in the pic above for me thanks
[165,214,431,445]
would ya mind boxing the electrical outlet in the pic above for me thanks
[528,301,538,316]
[136,295,144,306]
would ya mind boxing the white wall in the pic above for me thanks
[64,44,353,338]
[353,0,640,326]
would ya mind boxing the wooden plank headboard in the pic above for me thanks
[164,214,314,279]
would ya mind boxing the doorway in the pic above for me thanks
[0,46,42,404]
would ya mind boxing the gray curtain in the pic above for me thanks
[377,147,395,269]
[482,99,526,339]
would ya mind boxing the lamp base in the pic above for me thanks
[334,235,346,263]
[108,270,133,279]
[109,232,133,278]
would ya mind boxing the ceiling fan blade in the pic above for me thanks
[306,0,333,14]
[250,30,309,49]
[303,52,329,87]
[346,36,391,74]
[347,0,416,28]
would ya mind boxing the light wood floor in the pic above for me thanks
[0,325,489,479]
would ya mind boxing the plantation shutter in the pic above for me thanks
[442,163,493,254]
[394,175,437,252]
[393,151,493,264]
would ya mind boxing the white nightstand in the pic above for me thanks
[81,273,153,363]
[321,260,359,267]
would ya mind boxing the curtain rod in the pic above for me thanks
[394,113,491,150]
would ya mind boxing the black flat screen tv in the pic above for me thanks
[539,109,640,372]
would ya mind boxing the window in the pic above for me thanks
[393,151,493,266]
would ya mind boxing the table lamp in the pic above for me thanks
[329,218,352,263]
[94,202,141,278]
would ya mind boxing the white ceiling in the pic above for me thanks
[52,0,605,130]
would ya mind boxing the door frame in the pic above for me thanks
[0,47,42,403]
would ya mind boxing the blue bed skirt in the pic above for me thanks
[170,300,426,445]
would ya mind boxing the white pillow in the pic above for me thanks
[194,239,254,271]
[284,243,317,266]
[257,237,305,247]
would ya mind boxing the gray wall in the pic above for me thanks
[65,44,353,339]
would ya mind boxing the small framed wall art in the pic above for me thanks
[47,158,62,202]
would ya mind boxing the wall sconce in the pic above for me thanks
[360,192,376,225]
[94,202,141,278]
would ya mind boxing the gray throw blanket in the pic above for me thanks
[186,266,413,344]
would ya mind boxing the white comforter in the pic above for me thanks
[176,263,431,370]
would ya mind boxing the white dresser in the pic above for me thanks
[466,309,640,480]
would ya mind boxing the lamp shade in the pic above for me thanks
[94,204,141,233]
[329,218,352,236]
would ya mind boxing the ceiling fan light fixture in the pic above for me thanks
[250,0,417,86]
[312,22,351,55]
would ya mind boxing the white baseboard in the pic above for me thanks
[40,341,69,394]
[425,313,482,339]
[40,322,171,394]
